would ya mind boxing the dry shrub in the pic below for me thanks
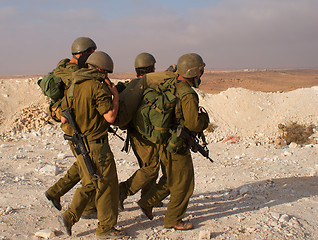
[205,123,215,133]
[278,122,315,145]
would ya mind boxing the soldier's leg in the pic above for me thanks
[90,141,119,236]
[137,145,170,209]
[46,161,80,199]
[95,157,119,236]
[163,150,194,228]
[119,132,159,201]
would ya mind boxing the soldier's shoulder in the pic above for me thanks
[176,81,197,98]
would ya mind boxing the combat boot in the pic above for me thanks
[173,221,193,230]
[45,192,62,211]
[57,214,72,236]
[96,228,126,240]
[118,182,128,211]
[137,202,153,220]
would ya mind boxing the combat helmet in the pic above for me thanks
[135,52,156,68]
[177,53,205,79]
[86,51,114,73]
[71,37,97,55]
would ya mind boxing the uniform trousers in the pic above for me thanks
[119,129,160,200]
[62,139,119,235]
[138,145,194,227]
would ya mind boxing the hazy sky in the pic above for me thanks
[1,0,318,75]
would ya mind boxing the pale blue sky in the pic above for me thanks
[0,0,317,75]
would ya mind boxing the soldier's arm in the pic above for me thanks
[103,82,119,123]
[181,94,209,133]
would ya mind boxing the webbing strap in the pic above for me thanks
[153,126,169,132]
[67,82,76,107]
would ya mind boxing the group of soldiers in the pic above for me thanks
[43,37,210,239]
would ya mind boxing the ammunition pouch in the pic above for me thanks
[47,100,63,122]
[166,130,186,154]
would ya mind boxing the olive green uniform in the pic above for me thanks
[138,78,209,227]
[60,68,119,236]
[45,59,96,214]
[118,77,161,202]
[119,127,160,201]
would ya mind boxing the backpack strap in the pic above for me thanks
[66,81,76,107]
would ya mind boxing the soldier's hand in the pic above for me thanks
[61,116,67,124]
[107,82,119,98]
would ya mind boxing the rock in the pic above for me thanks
[39,165,59,176]
[5,206,13,214]
[199,230,211,240]
[275,137,287,146]
[279,214,290,223]
[35,229,56,239]
[57,153,66,160]
[282,150,292,156]
[239,186,250,195]
[289,142,298,148]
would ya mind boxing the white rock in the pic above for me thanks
[279,214,290,222]
[282,151,292,156]
[35,229,56,239]
[57,153,66,159]
[199,230,211,240]
[289,142,298,148]
[39,165,59,176]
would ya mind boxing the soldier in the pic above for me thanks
[118,52,163,210]
[57,51,126,239]
[137,53,209,230]
[44,37,98,218]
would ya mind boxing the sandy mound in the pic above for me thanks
[197,87,318,142]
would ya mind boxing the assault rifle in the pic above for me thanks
[108,126,125,141]
[62,107,100,194]
[177,126,213,163]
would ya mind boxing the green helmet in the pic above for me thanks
[86,51,114,73]
[177,53,205,78]
[71,37,97,55]
[135,52,156,68]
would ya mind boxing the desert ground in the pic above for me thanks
[0,69,317,240]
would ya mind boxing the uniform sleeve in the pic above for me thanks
[181,93,210,133]
[94,82,113,116]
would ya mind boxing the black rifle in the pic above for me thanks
[62,107,100,193]
[108,126,125,141]
[177,126,213,163]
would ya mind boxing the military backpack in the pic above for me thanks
[37,71,65,103]
[133,77,177,144]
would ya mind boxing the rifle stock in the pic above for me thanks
[177,126,213,163]
[62,107,101,193]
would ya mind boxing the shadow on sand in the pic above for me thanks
[118,176,318,237]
